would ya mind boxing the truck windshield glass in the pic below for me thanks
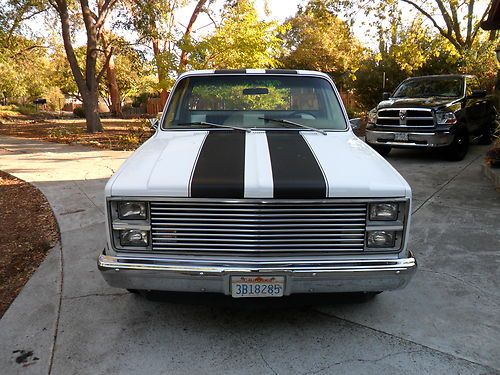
[161,75,347,131]
[393,77,463,98]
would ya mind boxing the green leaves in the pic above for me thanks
[279,1,365,79]
[190,0,283,69]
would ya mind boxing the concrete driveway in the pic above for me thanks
[0,136,499,375]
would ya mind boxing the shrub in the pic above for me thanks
[73,107,85,118]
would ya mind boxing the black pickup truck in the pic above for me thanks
[365,74,496,160]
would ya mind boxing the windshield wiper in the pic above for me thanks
[176,121,250,132]
[258,117,327,135]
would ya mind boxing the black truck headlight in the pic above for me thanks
[366,230,396,248]
[117,201,147,220]
[369,202,399,221]
[119,229,149,247]
[436,111,457,125]
[367,109,377,124]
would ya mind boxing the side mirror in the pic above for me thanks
[467,89,487,99]
[149,118,159,129]
[382,92,391,100]
[349,118,361,130]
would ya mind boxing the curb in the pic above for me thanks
[482,163,500,191]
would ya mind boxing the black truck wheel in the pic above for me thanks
[446,128,469,161]
[478,119,497,145]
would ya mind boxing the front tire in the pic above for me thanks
[370,144,392,156]
[478,119,496,145]
[446,128,469,161]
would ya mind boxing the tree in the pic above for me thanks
[47,0,120,132]
[178,0,210,71]
[0,31,52,102]
[398,0,496,54]
[191,0,283,69]
[324,0,496,57]
[279,0,365,79]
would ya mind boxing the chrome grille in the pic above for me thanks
[377,108,434,127]
[150,200,367,256]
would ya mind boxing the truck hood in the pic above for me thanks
[378,97,460,110]
[107,130,410,199]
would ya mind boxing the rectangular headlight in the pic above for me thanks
[118,201,147,220]
[366,230,396,248]
[119,229,149,247]
[369,202,398,221]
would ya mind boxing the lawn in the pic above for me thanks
[0,113,154,151]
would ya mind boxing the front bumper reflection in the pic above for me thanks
[98,251,417,295]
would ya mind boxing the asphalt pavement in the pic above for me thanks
[0,136,498,375]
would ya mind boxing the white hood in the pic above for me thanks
[106,130,410,199]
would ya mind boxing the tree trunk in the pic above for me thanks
[179,0,208,71]
[82,90,103,133]
[152,37,165,85]
[106,54,122,116]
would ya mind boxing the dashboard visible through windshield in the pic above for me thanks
[161,74,347,131]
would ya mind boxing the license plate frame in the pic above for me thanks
[231,276,285,298]
[394,132,409,142]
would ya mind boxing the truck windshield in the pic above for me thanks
[161,75,347,131]
[393,77,464,98]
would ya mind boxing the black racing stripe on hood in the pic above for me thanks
[266,131,327,198]
[190,131,245,198]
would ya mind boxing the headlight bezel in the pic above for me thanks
[108,199,151,251]
[365,199,408,252]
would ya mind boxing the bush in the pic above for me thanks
[17,104,36,116]
[73,107,85,118]
[43,87,65,111]
[132,92,150,108]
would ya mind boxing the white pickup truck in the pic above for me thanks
[98,69,416,300]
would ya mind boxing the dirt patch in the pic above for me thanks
[0,171,59,318]
[0,118,154,151]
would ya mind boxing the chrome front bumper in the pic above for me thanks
[98,252,417,295]
[366,129,454,147]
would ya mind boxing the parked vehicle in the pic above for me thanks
[365,74,497,160]
[98,69,416,300]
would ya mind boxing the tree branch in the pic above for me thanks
[471,0,491,44]
[399,0,462,51]
[97,46,114,83]
[465,0,475,46]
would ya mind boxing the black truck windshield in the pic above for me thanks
[393,77,464,98]
[161,74,347,131]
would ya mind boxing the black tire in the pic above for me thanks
[478,120,496,145]
[446,128,469,161]
[371,145,392,156]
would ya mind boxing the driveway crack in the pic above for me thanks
[258,351,278,375]
[419,268,500,300]
[47,242,64,375]
[302,349,425,374]
[63,292,129,301]
[412,153,482,215]
[310,308,499,372]
[73,181,104,215]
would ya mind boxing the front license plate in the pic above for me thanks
[231,276,285,298]
[394,132,409,141]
